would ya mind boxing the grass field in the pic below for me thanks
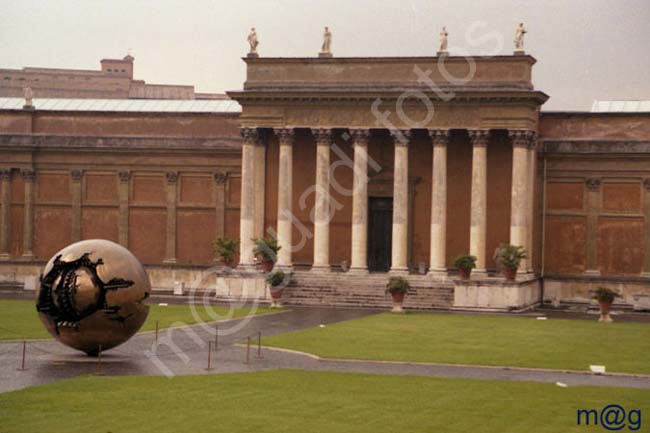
[0,370,647,433]
[0,299,276,340]
[262,313,650,374]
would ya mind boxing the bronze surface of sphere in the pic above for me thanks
[36,239,151,355]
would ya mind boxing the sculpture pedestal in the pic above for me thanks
[318,52,333,58]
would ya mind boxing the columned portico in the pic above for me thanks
[469,130,489,274]
[350,129,370,273]
[428,130,449,277]
[312,128,332,271]
[275,127,294,269]
[390,130,410,274]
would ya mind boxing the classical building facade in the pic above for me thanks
[0,53,648,311]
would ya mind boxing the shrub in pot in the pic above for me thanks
[496,244,527,280]
[213,237,238,268]
[253,236,281,272]
[454,255,477,280]
[592,287,621,323]
[266,271,288,307]
[386,276,409,313]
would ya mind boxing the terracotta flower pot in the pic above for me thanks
[270,287,283,308]
[459,267,472,280]
[259,258,274,273]
[503,267,517,281]
[390,291,405,313]
[598,301,613,323]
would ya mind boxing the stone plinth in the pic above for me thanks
[453,278,540,311]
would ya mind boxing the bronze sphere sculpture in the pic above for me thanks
[36,239,151,356]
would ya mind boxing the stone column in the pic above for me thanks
[239,128,258,268]
[214,172,227,239]
[469,130,489,274]
[390,129,411,274]
[584,178,601,276]
[70,169,83,242]
[275,128,295,269]
[509,130,535,272]
[253,136,266,239]
[164,171,178,264]
[526,143,537,273]
[643,179,650,277]
[349,129,370,273]
[21,169,35,259]
[428,130,449,276]
[0,169,12,260]
[118,171,130,248]
[312,128,332,271]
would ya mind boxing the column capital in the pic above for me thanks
[21,169,36,182]
[585,178,601,192]
[468,129,490,147]
[389,129,412,147]
[274,127,296,145]
[240,127,261,145]
[70,169,83,182]
[428,129,450,147]
[508,130,537,148]
[643,179,650,192]
[118,170,131,183]
[349,128,371,146]
[214,172,228,185]
[166,171,179,184]
[0,169,12,181]
[312,128,333,145]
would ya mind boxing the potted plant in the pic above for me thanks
[592,287,621,323]
[253,236,281,272]
[385,276,409,313]
[213,237,238,268]
[497,244,527,281]
[454,255,477,280]
[266,270,288,308]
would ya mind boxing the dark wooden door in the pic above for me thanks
[368,197,393,272]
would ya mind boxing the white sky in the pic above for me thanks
[1,0,649,110]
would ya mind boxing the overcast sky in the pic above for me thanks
[1,0,649,110]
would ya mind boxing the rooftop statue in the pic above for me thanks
[247,27,259,57]
[320,26,332,57]
[514,22,527,52]
[439,26,449,53]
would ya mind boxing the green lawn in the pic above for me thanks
[263,313,650,375]
[0,299,276,340]
[0,370,647,433]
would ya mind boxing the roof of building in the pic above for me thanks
[591,100,650,113]
[0,97,241,113]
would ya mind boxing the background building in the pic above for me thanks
[0,53,648,311]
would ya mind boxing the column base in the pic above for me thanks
[163,258,177,265]
[275,264,293,272]
[389,268,409,276]
[21,252,34,260]
[427,269,449,280]
[0,253,10,261]
[471,269,488,280]
[584,269,601,277]
[236,263,258,273]
[310,265,331,274]
[641,272,650,279]
[347,267,369,275]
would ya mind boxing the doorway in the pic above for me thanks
[368,197,393,272]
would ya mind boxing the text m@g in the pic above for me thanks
[577,405,641,431]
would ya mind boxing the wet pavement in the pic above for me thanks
[2,304,650,393]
